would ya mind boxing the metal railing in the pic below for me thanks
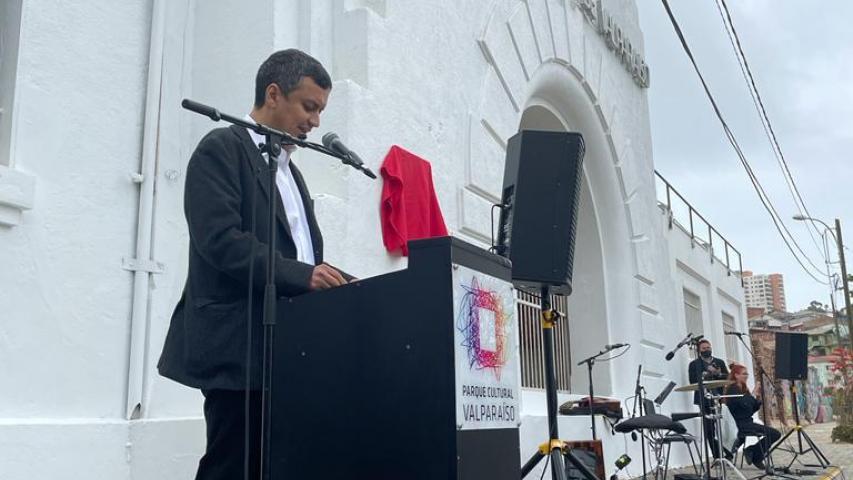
[655,170,744,284]
[516,290,572,391]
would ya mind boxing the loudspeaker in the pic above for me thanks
[774,332,808,380]
[562,440,604,480]
[495,130,585,295]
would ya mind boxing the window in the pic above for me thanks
[683,289,703,336]
[722,312,738,362]
[517,290,571,391]
[0,0,23,166]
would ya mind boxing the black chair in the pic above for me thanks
[656,432,702,480]
[615,413,702,480]
[730,432,762,468]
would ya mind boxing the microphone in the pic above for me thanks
[321,132,376,179]
[665,333,693,361]
[606,343,628,350]
[322,132,365,167]
[181,99,221,121]
[724,331,746,336]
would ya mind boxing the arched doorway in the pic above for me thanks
[516,99,612,398]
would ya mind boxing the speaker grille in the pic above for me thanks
[774,332,808,380]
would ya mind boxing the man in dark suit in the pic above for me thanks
[158,49,350,480]
[688,339,731,460]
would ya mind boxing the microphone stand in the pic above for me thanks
[631,365,643,420]
[689,339,714,480]
[577,345,621,440]
[628,365,648,480]
[181,99,373,480]
[181,99,377,179]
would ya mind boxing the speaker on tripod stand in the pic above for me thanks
[499,130,595,480]
[769,331,831,470]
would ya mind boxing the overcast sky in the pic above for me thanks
[636,1,853,312]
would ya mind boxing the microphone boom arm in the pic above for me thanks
[181,99,376,179]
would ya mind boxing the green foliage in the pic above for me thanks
[831,424,853,443]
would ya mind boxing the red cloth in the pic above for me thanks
[380,145,448,255]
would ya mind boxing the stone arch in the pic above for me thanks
[462,0,647,399]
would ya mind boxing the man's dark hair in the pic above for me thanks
[697,339,711,347]
[254,49,332,107]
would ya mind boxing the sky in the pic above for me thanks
[636,1,853,312]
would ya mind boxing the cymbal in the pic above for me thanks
[674,379,732,392]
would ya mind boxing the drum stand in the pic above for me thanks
[708,393,747,480]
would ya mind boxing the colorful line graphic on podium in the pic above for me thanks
[456,276,509,379]
[452,265,520,430]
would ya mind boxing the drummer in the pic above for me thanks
[688,339,730,459]
[724,363,781,469]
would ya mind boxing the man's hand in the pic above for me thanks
[309,263,348,290]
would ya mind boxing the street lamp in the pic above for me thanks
[793,215,852,348]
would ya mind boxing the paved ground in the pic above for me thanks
[759,422,850,480]
[635,422,850,480]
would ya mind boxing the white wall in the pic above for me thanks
[663,207,750,453]
[0,0,156,477]
[0,0,747,478]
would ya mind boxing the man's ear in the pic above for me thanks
[265,83,282,107]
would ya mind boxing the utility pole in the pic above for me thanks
[836,218,853,348]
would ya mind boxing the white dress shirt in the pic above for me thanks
[245,115,316,266]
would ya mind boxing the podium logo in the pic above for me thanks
[456,276,510,380]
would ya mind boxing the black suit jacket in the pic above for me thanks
[688,356,729,405]
[158,125,325,391]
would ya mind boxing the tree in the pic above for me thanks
[807,300,827,313]
[830,347,853,425]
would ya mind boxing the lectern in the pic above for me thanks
[270,236,522,479]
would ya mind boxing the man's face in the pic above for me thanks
[699,342,712,354]
[265,77,330,139]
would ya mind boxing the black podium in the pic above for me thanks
[270,236,522,479]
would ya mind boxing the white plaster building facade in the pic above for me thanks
[0,1,748,478]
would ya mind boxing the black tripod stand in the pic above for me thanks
[520,286,600,480]
[767,383,831,471]
[729,333,797,480]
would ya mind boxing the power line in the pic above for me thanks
[659,0,829,285]
[714,0,827,260]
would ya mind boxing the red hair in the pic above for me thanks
[728,363,748,393]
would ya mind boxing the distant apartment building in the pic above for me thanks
[743,271,787,313]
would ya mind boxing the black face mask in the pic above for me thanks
[701,350,712,358]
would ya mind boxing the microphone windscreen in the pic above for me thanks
[321,132,339,147]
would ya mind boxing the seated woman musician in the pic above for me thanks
[723,363,781,469]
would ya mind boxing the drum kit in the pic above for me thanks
[615,378,751,480]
